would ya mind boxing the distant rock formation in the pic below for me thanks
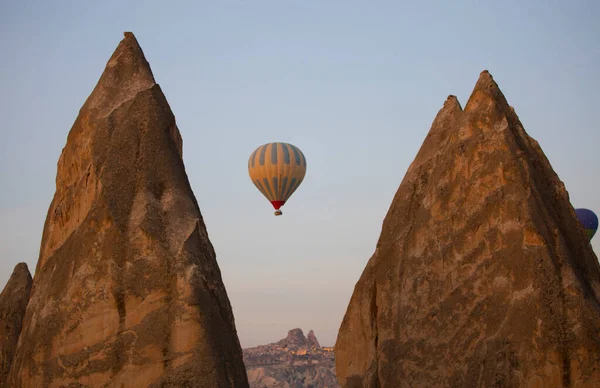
[0,263,32,388]
[7,32,248,387]
[244,328,338,388]
[307,330,321,349]
[278,328,308,347]
[335,70,600,387]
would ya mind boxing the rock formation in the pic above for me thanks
[0,263,32,387]
[307,330,321,349]
[278,328,308,347]
[7,32,249,387]
[243,328,337,388]
[335,70,600,388]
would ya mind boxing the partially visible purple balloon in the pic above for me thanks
[575,208,598,241]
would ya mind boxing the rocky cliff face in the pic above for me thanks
[335,71,600,388]
[0,263,32,388]
[7,32,249,388]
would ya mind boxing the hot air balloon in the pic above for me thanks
[248,142,307,216]
[575,208,598,241]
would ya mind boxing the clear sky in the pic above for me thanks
[1,1,599,348]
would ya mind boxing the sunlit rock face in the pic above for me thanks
[335,70,600,388]
[7,32,249,388]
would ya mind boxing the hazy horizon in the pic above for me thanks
[1,1,599,348]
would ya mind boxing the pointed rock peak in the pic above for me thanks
[408,94,464,167]
[1,263,32,294]
[335,69,600,387]
[287,328,306,340]
[7,32,249,387]
[443,94,462,111]
[432,94,463,124]
[108,31,153,78]
[13,262,30,275]
[0,262,32,387]
[464,69,512,122]
[478,69,492,81]
[307,330,321,348]
[82,31,156,116]
[470,69,498,93]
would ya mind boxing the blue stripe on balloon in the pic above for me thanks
[251,149,258,167]
[284,177,297,200]
[255,179,268,199]
[255,179,265,193]
[282,143,290,164]
[259,144,267,166]
[290,144,301,165]
[271,143,278,164]
[263,178,274,200]
[273,176,279,199]
[280,176,288,200]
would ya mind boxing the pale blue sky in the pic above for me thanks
[1,1,599,347]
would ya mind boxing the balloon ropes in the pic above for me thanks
[575,208,598,241]
[248,142,307,216]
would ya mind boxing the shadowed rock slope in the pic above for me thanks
[0,263,32,388]
[7,32,249,388]
[335,71,600,388]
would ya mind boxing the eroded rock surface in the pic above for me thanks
[335,70,600,388]
[7,32,248,388]
[0,263,32,388]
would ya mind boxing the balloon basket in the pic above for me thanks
[274,210,283,216]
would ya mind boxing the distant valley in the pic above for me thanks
[243,328,339,388]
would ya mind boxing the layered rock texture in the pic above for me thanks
[0,263,32,387]
[7,32,249,387]
[335,71,600,388]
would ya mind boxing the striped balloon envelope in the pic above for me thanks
[575,208,598,241]
[248,142,307,216]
